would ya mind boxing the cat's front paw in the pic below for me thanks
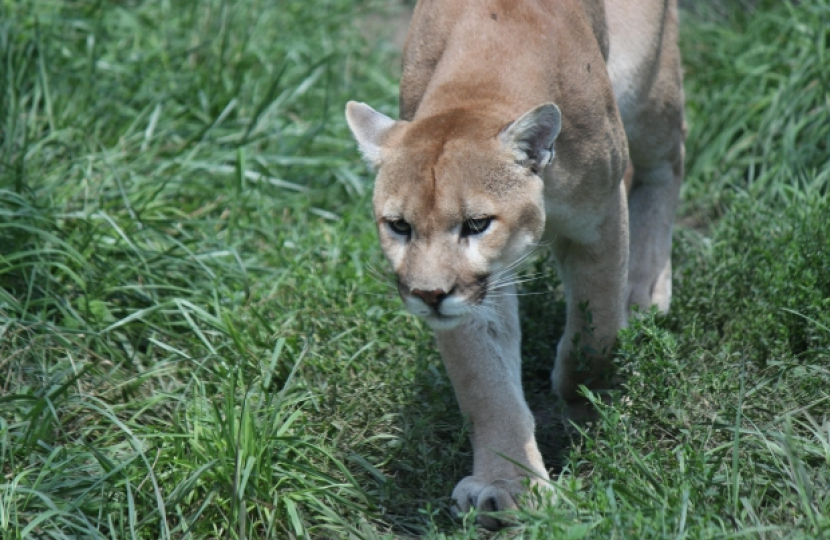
[452,475,553,529]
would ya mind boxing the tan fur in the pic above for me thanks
[345,0,684,528]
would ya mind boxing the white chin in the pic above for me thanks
[423,313,466,331]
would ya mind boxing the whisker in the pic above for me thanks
[490,269,544,282]
[491,250,538,279]
[367,262,391,275]
[366,263,398,290]
[366,278,398,291]
[491,250,536,275]
[485,290,553,298]
[490,280,545,292]
[488,277,546,292]
[488,273,545,288]
[370,282,398,289]
[490,243,551,279]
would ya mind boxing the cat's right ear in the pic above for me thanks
[345,101,399,168]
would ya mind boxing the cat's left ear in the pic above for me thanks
[500,102,562,171]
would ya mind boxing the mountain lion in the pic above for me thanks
[346,0,684,528]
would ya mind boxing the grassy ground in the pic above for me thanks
[1,0,828,538]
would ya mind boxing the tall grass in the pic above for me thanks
[682,0,830,216]
[0,0,827,538]
[1,1,400,537]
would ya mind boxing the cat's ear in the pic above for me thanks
[500,102,562,171]
[345,101,399,168]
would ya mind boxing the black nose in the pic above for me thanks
[410,288,448,307]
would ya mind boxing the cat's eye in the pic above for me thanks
[388,219,412,236]
[463,217,492,236]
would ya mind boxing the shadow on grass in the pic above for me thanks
[333,253,618,536]
[516,256,584,473]
[354,255,577,535]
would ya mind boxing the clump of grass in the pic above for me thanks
[491,199,829,539]
[681,0,830,217]
[1,0,402,538]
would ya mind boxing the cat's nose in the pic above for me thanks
[410,288,448,307]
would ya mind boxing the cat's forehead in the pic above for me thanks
[375,160,498,222]
[378,138,526,205]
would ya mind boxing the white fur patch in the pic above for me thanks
[344,101,396,168]
[404,293,471,330]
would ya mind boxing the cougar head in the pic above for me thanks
[345,101,561,330]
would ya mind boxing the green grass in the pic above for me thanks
[681,0,830,217]
[0,0,827,538]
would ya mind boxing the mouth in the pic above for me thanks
[400,295,469,330]
[399,276,490,330]
[423,311,466,331]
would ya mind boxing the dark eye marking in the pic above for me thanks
[388,219,412,236]
[462,217,492,236]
